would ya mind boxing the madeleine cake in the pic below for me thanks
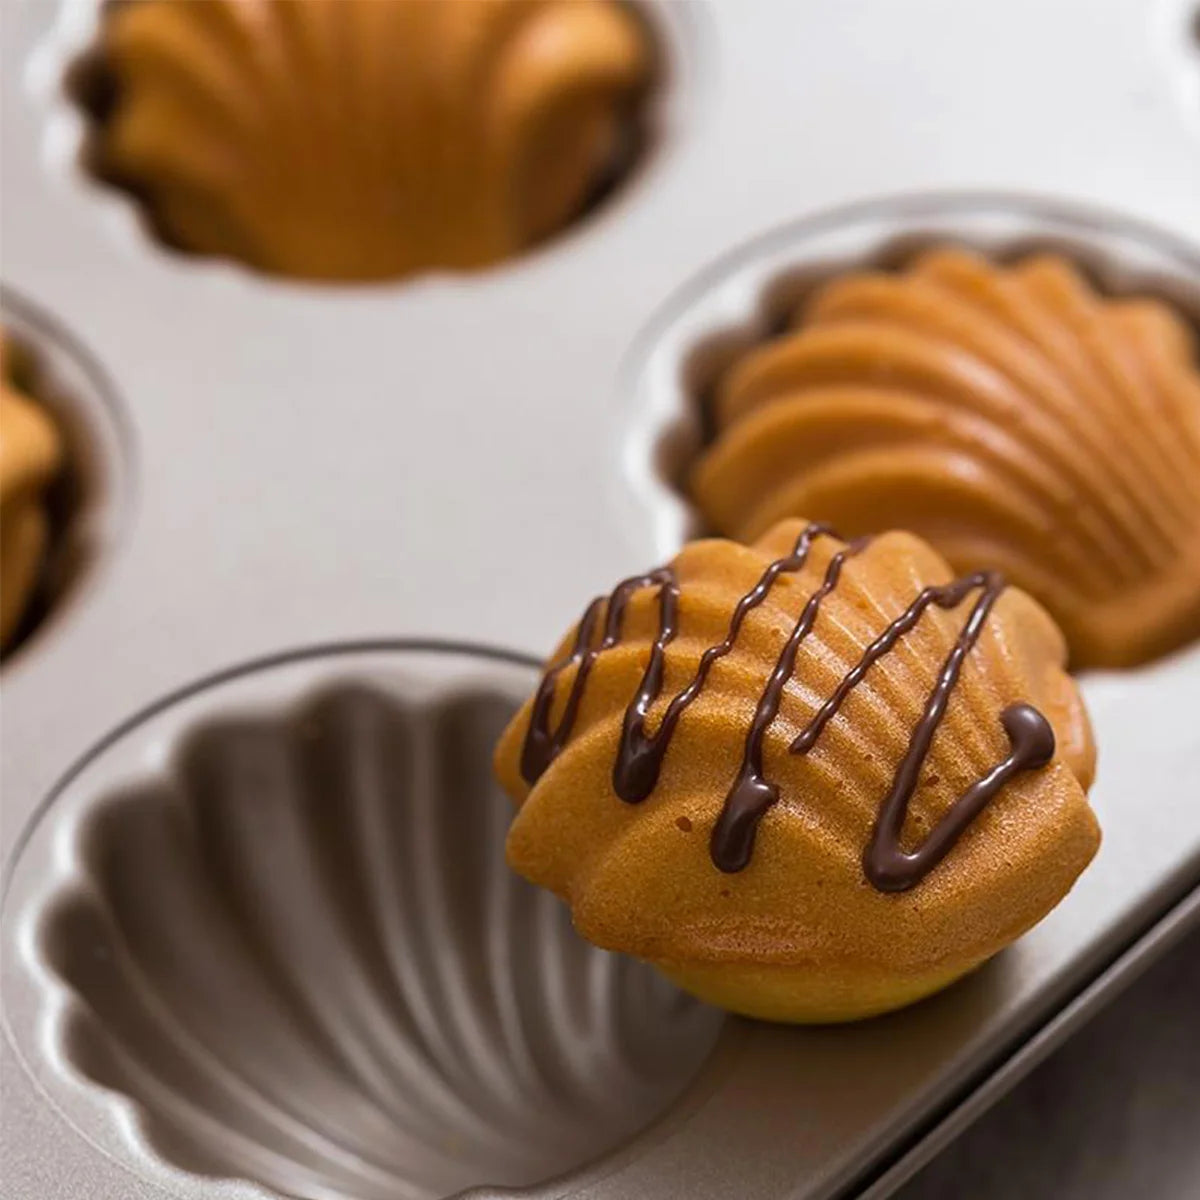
[495,520,1100,1022]
[84,0,653,281]
[690,248,1200,668]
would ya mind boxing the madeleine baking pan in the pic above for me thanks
[3,1,1200,1198]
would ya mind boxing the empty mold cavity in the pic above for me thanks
[7,644,723,1200]
[1,288,129,665]
[621,192,1200,561]
[58,0,688,285]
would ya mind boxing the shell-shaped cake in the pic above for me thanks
[84,0,653,281]
[1,334,62,651]
[689,247,1200,669]
[494,520,1100,1023]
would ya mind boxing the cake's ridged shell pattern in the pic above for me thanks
[689,248,1200,668]
[39,683,721,1200]
[497,522,1099,980]
[86,0,653,281]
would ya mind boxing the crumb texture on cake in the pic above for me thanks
[690,247,1200,668]
[494,520,1100,1023]
[85,0,652,281]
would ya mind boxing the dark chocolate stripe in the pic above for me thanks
[787,571,1054,890]
[518,525,1056,891]
[520,567,676,784]
[864,701,1054,891]
[614,523,835,802]
[708,535,869,873]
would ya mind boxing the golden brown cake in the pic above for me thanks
[85,0,653,281]
[1,335,63,651]
[690,247,1200,669]
[494,520,1099,1023]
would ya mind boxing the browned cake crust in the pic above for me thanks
[690,248,1200,669]
[494,520,1099,1022]
[89,0,651,281]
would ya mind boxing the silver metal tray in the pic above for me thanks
[3,1,1200,1198]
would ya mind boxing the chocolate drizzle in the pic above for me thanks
[709,534,869,873]
[614,522,837,802]
[519,567,677,785]
[785,570,1055,890]
[864,701,1055,891]
[520,525,1057,892]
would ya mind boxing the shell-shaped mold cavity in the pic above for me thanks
[70,0,659,282]
[0,289,128,665]
[27,661,722,1199]
[495,521,1100,1023]
[624,195,1200,671]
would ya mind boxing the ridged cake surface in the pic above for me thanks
[88,0,652,280]
[690,248,1200,668]
[495,520,1100,1022]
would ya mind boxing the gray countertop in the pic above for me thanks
[897,922,1200,1200]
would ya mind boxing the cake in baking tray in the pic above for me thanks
[77,0,654,282]
[690,247,1200,669]
[1,332,63,653]
[494,519,1100,1023]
